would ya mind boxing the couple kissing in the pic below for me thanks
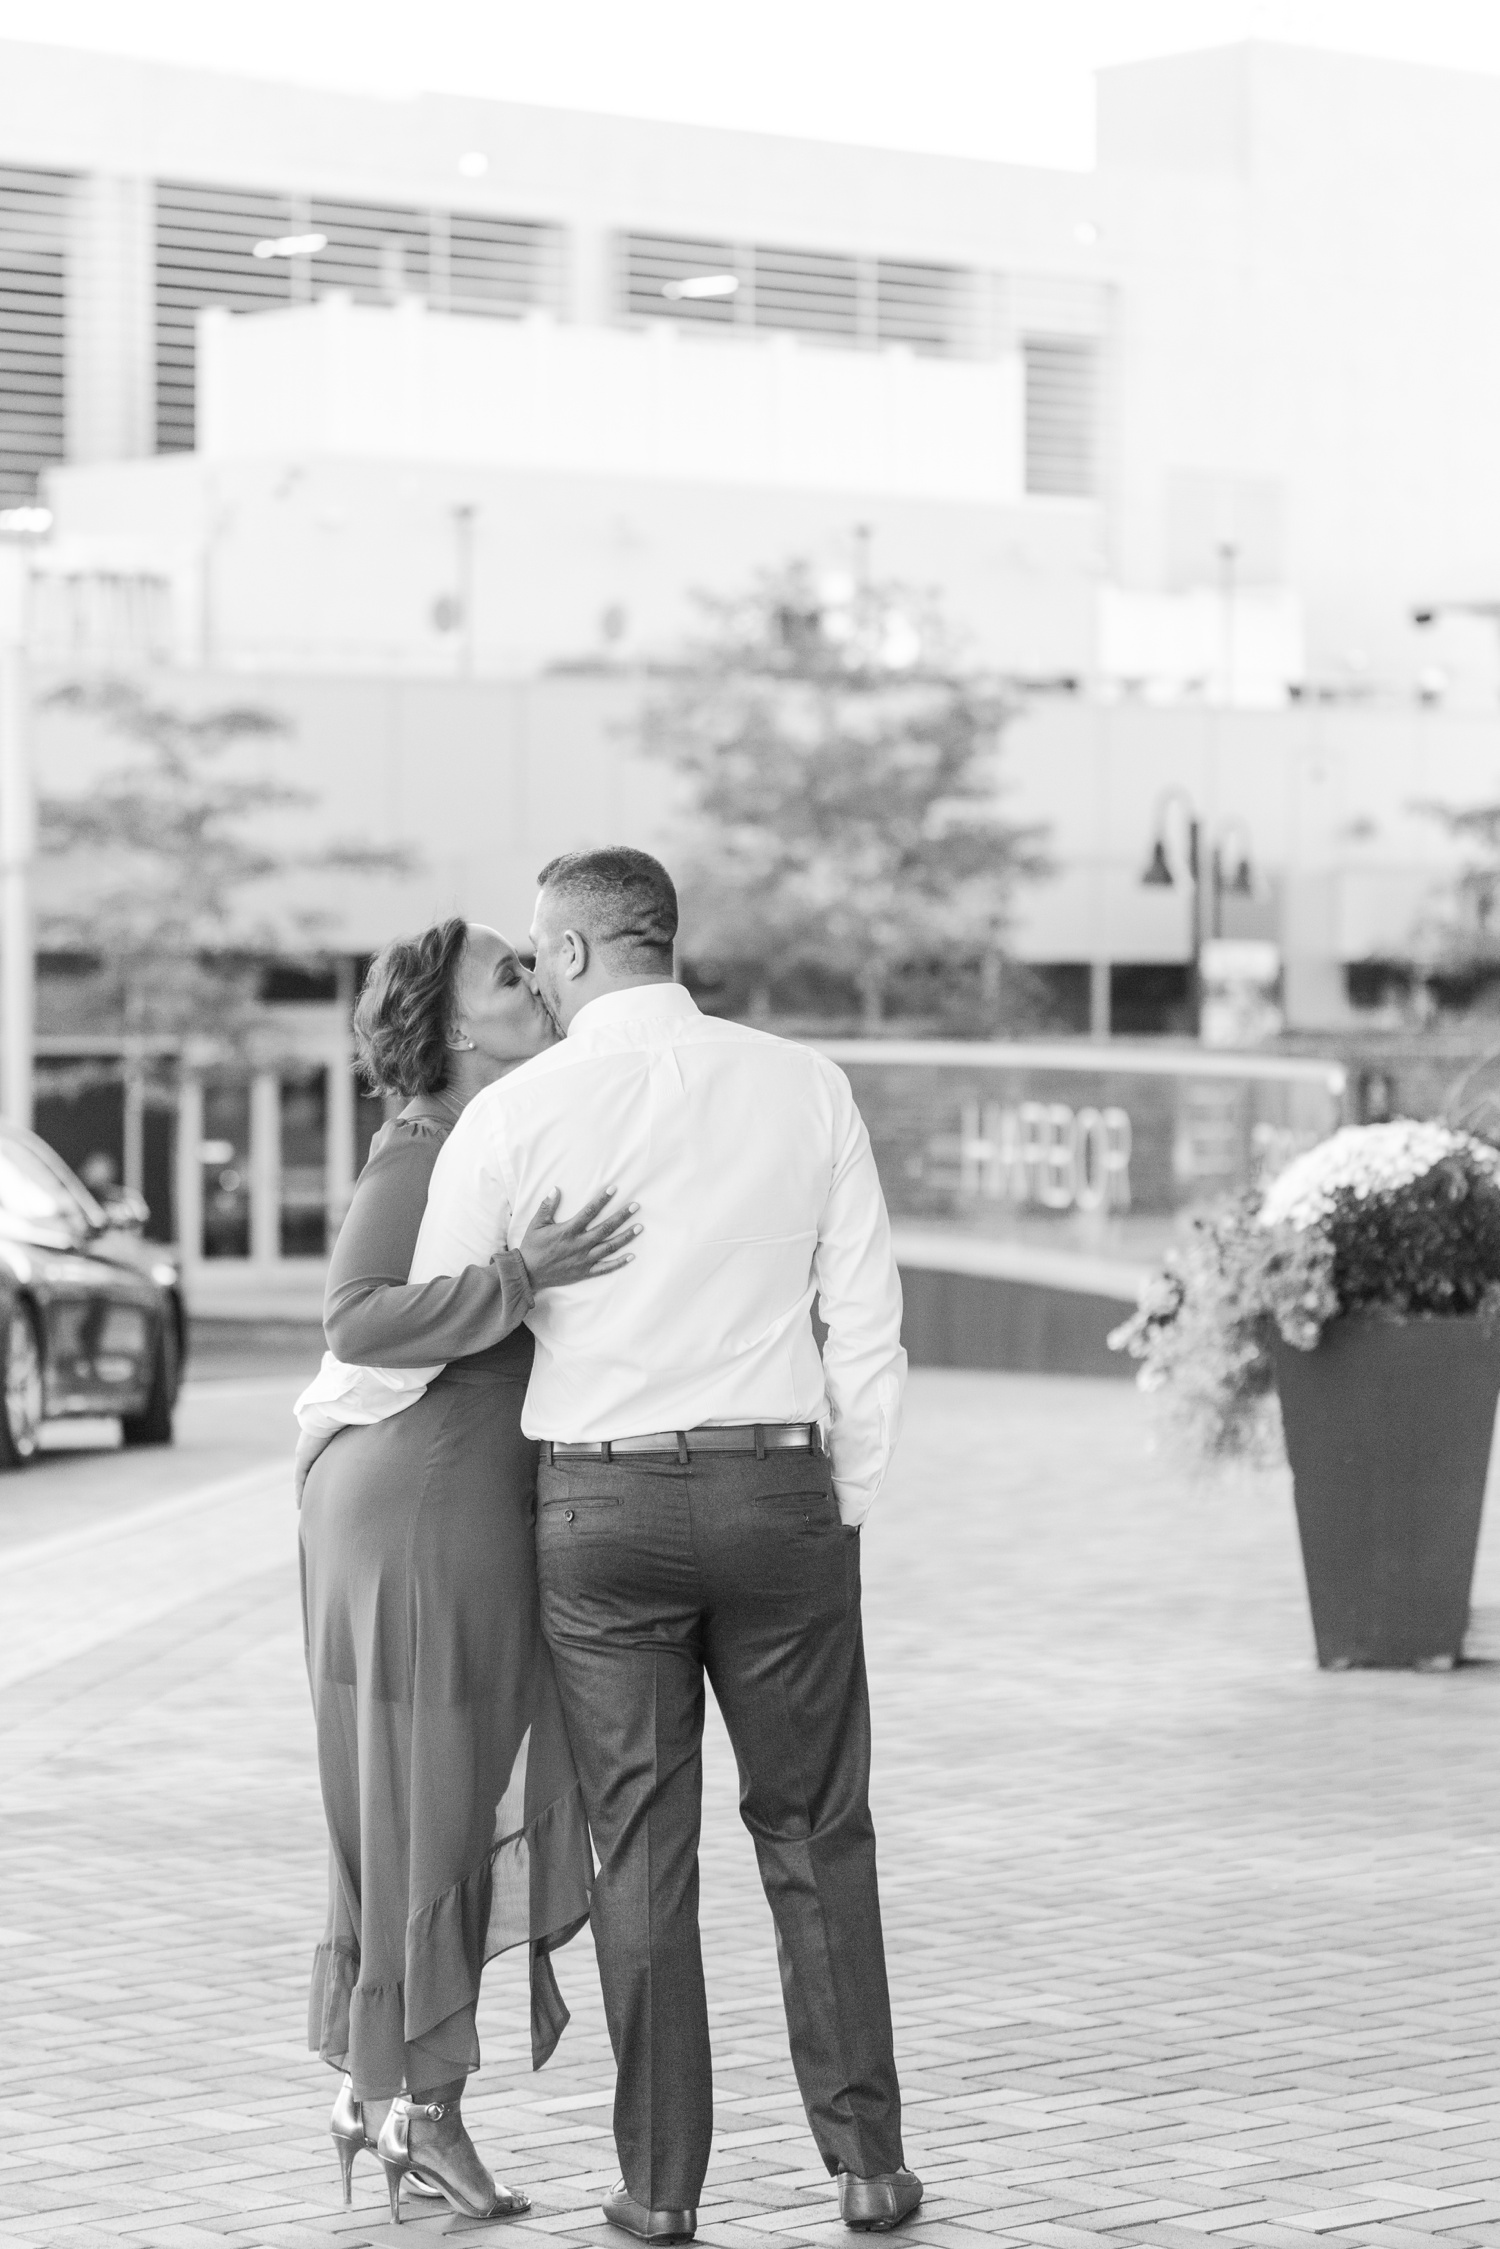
[295,845,920,2237]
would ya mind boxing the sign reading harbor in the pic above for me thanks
[813,1040,1348,1235]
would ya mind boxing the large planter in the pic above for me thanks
[1275,1313,1500,1669]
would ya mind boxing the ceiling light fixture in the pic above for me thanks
[662,273,739,301]
[253,232,328,260]
[458,151,489,178]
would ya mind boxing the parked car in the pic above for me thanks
[0,1123,187,1467]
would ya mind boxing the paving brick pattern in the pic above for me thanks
[3,1369,1498,2249]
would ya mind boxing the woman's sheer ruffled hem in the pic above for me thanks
[309,1780,593,2084]
[308,1940,360,2074]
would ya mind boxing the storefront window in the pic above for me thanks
[279,1067,328,1257]
[201,1082,251,1259]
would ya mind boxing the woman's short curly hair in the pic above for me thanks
[352,916,469,1097]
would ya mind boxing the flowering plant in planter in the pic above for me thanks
[1111,1121,1500,1462]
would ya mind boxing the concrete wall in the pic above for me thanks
[63,172,153,465]
[32,666,669,952]
[31,665,1498,1018]
[45,451,1102,678]
[196,297,1030,503]
[1097,42,1500,688]
[1002,696,1497,999]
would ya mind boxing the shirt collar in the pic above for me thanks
[566,982,700,1036]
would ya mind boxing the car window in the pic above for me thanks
[0,1141,77,1228]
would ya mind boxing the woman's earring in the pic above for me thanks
[447,1030,477,1051]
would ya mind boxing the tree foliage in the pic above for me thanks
[39,679,410,1057]
[638,561,1049,1028]
[1397,796,1500,1010]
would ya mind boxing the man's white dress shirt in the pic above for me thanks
[296,984,905,1522]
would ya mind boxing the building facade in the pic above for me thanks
[5,36,1500,1262]
[7,38,1500,685]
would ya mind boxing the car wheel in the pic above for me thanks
[0,1304,43,1469]
[121,1319,177,1448]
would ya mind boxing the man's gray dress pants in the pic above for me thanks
[535,1445,905,2212]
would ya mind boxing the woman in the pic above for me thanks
[296,916,637,2223]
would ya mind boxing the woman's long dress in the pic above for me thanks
[299,1110,591,2100]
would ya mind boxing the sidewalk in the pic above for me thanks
[4,1370,1498,2248]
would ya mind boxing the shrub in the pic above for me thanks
[1110,1122,1500,1462]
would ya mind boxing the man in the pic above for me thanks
[409,847,919,2242]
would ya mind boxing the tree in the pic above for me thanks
[1400,797,1500,1015]
[638,559,1048,1029]
[38,678,411,1063]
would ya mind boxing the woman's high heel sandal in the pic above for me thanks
[330,2075,367,2206]
[376,2094,531,2225]
[329,2076,440,2206]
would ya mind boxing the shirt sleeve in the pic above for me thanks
[293,1111,523,1436]
[294,1348,435,1436]
[811,1067,907,1525]
[325,1250,530,1366]
[410,1091,516,1280]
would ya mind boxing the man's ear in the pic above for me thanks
[561,928,589,982]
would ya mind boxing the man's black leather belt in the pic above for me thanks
[540,1422,821,1464]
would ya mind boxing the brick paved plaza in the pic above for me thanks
[3,1365,1498,2249]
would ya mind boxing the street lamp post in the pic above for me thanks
[1140,791,1255,1037]
[1218,538,1239,707]
[1411,600,1500,703]
[1209,817,1254,939]
[0,510,42,1129]
[454,504,476,677]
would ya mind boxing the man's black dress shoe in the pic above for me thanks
[839,2167,924,2231]
[602,2181,697,2242]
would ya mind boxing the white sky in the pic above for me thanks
[4,1,1500,169]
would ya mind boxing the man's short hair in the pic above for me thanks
[536,847,678,968]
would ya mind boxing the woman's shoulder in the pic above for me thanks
[360,1110,451,1184]
[332,1108,449,1267]
[369,1110,450,1158]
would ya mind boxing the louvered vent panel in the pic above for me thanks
[304,199,562,316]
[156,182,566,450]
[751,243,860,345]
[875,258,973,356]
[620,233,742,327]
[0,165,70,501]
[1023,337,1098,498]
[443,211,564,317]
[621,233,980,357]
[155,181,296,452]
[306,197,433,305]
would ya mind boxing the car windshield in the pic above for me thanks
[0,1142,78,1228]
[0,1133,109,1235]
[21,1135,109,1232]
